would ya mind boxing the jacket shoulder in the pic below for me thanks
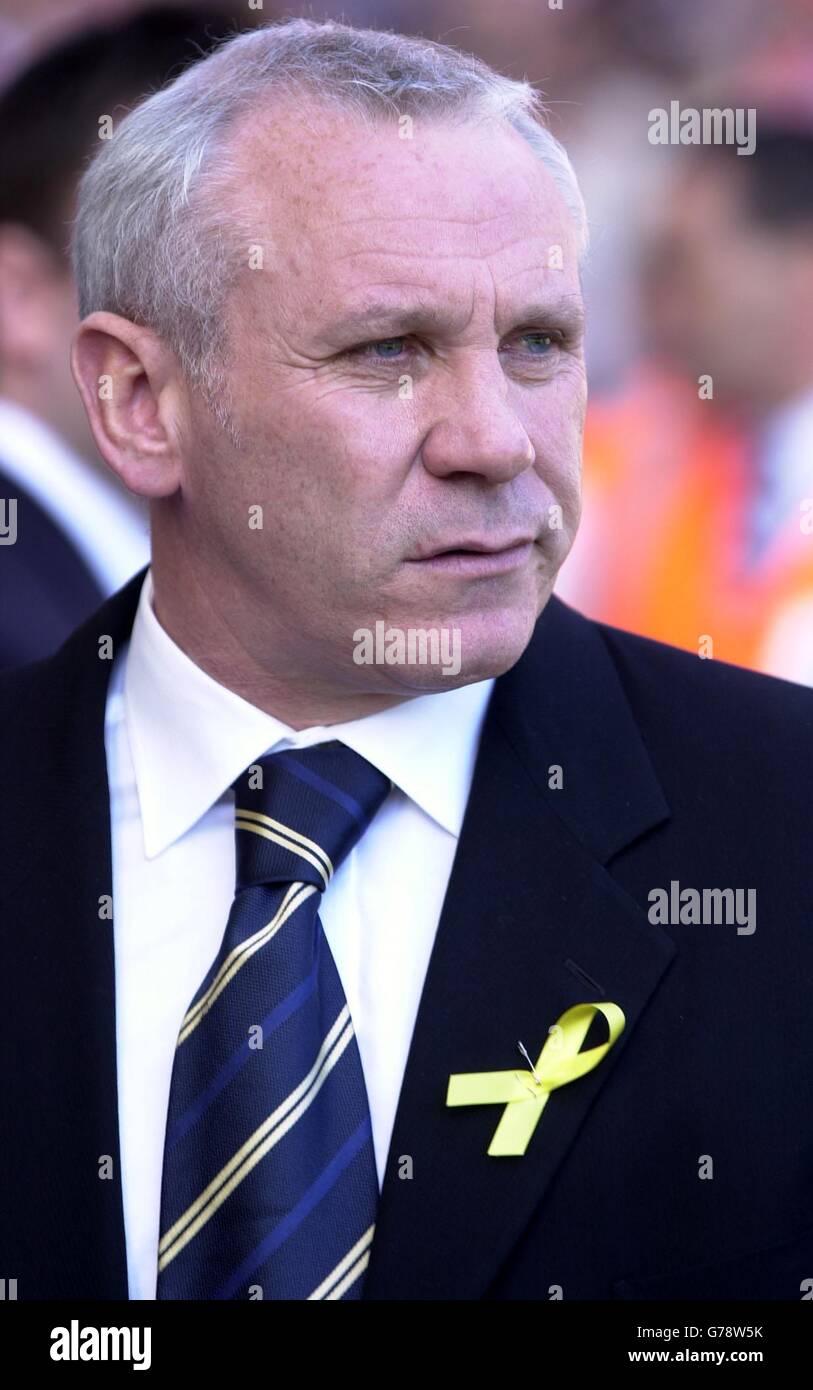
[0,651,55,718]
[0,566,145,734]
[589,610,813,759]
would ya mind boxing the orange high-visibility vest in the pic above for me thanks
[564,370,813,681]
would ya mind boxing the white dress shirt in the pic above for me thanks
[750,384,813,685]
[104,569,495,1299]
[749,384,813,563]
[0,397,149,593]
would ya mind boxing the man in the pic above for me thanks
[1,17,812,1302]
[560,108,813,684]
[0,6,236,667]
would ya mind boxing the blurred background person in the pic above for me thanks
[0,4,238,667]
[558,61,813,683]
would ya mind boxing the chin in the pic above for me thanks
[453,603,541,683]
[364,596,543,694]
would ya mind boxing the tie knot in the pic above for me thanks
[231,741,391,894]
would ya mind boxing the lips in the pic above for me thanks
[409,536,535,561]
[403,537,537,577]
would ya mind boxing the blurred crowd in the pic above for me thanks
[1,0,811,679]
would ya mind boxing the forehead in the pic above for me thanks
[227,100,582,309]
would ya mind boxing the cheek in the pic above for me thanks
[532,377,586,482]
[300,381,417,477]
[312,418,418,534]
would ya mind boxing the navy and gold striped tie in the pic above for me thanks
[156,741,391,1299]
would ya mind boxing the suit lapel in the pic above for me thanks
[1,569,147,1298]
[363,597,676,1299]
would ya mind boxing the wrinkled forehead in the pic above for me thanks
[223,99,582,306]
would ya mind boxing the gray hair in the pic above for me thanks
[72,17,589,437]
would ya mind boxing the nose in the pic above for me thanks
[420,356,536,484]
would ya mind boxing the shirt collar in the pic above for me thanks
[125,569,495,858]
[0,396,149,590]
[756,384,813,498]
[0,396,85,479]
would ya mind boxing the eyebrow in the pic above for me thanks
[322,293,586,342]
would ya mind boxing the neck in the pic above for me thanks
[149,545,415,730]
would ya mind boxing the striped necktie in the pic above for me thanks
[156,741,391,1299]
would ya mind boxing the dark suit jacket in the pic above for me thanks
[0,463,103,669]
[2,567,812,1300]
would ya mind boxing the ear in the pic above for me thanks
[70,311,188,497]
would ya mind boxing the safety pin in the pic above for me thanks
[516,1039,541,1085]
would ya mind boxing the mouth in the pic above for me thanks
[404,536,537,576]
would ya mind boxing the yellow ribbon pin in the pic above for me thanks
[446,1002,626,1156]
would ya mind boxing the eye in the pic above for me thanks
[342,329,566,368]
[346,336,411,362]
[508,331,563,355]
